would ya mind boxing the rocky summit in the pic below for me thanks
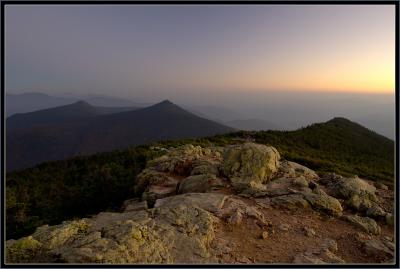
[6,143,395,264]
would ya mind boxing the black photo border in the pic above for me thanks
[1,0,398,268]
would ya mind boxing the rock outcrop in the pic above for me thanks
[329,175,379,211]
[6,143,394,264]
[222,143,280,192]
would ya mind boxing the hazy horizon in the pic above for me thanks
[4,4,396,138]
[6,89,395,139]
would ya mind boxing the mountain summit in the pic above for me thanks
[6,101,234,171]
[6,143,394,264]
[157,99,174,105]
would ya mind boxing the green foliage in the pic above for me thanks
[6,145,160,240]
[6,117,394,240]
[250,118,394,185]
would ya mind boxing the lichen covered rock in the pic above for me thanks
[135,145,225,205]
[6,236,42,263]
[190,159,220,176]
[55,221,172,263]
[342,215,381,235]
[271,194,310,210]
[302,189,343,217]
[222,143,280,192]
[331,176,378,212]
[6,202,218,263]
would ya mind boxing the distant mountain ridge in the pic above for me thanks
[6,100,234,171]
[7,101,137,131]
[5,92,144,117]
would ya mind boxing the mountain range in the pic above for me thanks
[6,100,234,171]
[6,92,395,139]
[5,92,145,117]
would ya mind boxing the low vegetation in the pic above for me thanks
[6,117,394,240]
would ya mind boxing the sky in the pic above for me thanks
[5,4,396,102]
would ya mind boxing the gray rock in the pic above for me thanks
[342,215,381,235]
[270,194,310,210]
[264,177,310,197]
[293,176,309,188]
[134,169,180,206]
[178,174,224,194]
[190,160,219,176]
[321,238,338,252]
[154,193,227,213]
[121,199,148,212]
[278,160,319,181]
[292,239,344,264]
[365,205,386,219]
[363,237,394,260]
[6,202,219,264]
[301,191,343,217]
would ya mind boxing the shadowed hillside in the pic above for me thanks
[248,117,394,185]
[7,101,138,131]
[6,100,234,171]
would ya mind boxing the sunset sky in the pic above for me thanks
[5,4,395,98]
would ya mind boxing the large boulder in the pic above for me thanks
[222,143,280,192]
[331,176,378,212]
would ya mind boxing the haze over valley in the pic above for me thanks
[6,91,395,139]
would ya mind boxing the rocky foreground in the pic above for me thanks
[6,143,395,264]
